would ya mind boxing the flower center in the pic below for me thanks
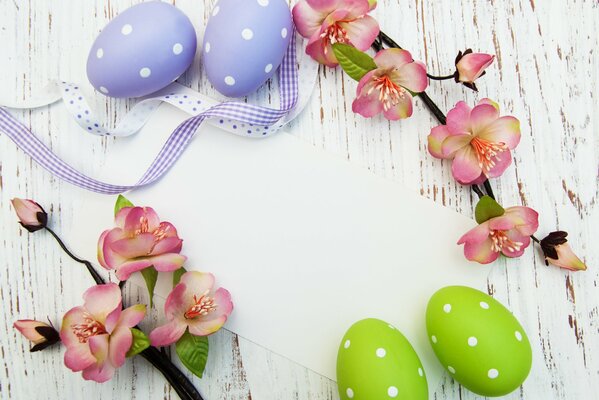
[368,75,406,111]
[490,230,523,253]
[71,313,107,343]
[153,223,170,242]
[470,137,507,173]
[184,290,218,320]
[320,23,349,52]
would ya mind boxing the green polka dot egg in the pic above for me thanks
[336,318,428,400]
[426,286,532,397]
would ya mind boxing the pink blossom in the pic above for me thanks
[292,0,379,67]
[352,49,428,120]
[14,319,59,352]
[60,283,146,383]
[427,99,521,184]
[458,206,539,264]
[540,231,588,271]
[11,198,47,232]
[455,49,495,90]
[98,206,186,281]
[150,272,233,347]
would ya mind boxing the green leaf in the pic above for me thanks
[175,330,209,379]
[332,43,377,81]
[114,194,134,216]
[475,195,505,224]
[140,266,158,307]
[173,267,187,287]
[126,328,150,357]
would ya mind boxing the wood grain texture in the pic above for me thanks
[1,0,597,399]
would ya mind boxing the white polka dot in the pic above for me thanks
[443,304,452,313]
[241,28,254,40]
[488,368,499,379]
[212,6,220,16]
[515,330,523,341]
[418,367,424,377]
[139,67,151,78]
[376,348,386,358]
[448,366,456,374]
[205,42,211,53]
[173,43,183,55]
[121,24,133,35]
[281,27,288,38]
[344,339,350,349]
[224,76,235,86]
[480,301,490,309]
[99,86,109,94]
[257,0,269,5]
[431,335,437,344]
[387,386,399,398]
[346,388,354,398]
[96,48,104,59]
[265,63,273,73]
[468,336,478,347]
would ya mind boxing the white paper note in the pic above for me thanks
[71,103,488,394]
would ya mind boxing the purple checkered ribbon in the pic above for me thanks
[0,35,298,195]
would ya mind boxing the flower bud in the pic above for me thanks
[14,319,60,352]
[11,198,47,232]
[540,231,587,271]
[454,49,495,91]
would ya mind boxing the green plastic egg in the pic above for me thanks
[426,286,532,397]
[336,318,428,400]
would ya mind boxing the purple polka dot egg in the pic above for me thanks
[87,1,197,98]
[203,0,293,98]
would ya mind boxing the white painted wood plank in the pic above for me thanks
[1,0,597,399]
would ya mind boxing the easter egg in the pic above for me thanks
[337,319,428,400]
[202,0,293,97]
[87,2,197,98]
[426,286,532,397]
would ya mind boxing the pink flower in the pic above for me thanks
[11,198,47,232]
[98,206,187,281]
[428,99,521,184]
[292,0,380,67]
[150,271,233,347]
[60,283,146,383]
[458,206,539,264]
[352,49,428,120]
[540,231,588,272]
[14,319,60,352]
[455,49,495,90]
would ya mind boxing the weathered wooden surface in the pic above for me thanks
[1,0,597,399]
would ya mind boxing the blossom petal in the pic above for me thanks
[352,72,383,118]
[165,282,191,319]
[374,48,413,69]
[446,101,472,134]
[504,206,539,234]
[81,335,114,383]
[463,236,500,264]
[118,304,147,328]
[188,315,228,337]
[485,149,513,178]
[458,222,491,246]
[110,233,155,259]
[341,15,380,51]
[478,116,521,149]
[115,259,154,281]
[306,0,344,13]
[470,103,499,134]
[61,307,96,371]
[108,326,132,368]
[451,146,483,184]
[383,93,413,120]
[149,320,187,347]
[394,61,428,93]
[114,207,133,229]
[428,125,452,159]
[99,228,128,270]
[150,237,183,256]
[83,284,122,324]
[150,253,187,272]
[180,272,216,300]
[441,134,472,158]
[292,0,328,38]
[305,33,338,67]
[501,229,530,258]
[104,307,122,334]
[123,207,160,235]
[209,288,234,321]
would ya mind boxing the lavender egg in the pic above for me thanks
[203,0,293,97]
[87,2,197,98]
